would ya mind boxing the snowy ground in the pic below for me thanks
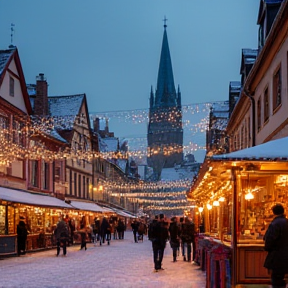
[0,231,206,288]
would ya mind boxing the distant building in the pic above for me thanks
[147,23,183,180]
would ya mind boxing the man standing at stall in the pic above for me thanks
[264,204,288,288]
[17,216,28,256]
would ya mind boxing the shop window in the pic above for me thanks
[273,66,281,111]
[264,87,269,122]
[9,76,14,97]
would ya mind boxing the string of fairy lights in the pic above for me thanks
[0,101,224,211]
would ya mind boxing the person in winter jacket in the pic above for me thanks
[17,216,28,256]
[264,203,288,288]
[54,215,69,256]
[180,217,195,262]
[131,219,139,243]
[149,214,169,272]
[100,217,111,245]
[168,217,181,262]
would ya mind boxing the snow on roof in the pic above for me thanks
[49,94,84,117]
[211,101,229,112]
[0,186,72,208]
[242,48,258,65]
[0,48,14,76]
[212,136,288,160]
[69,200,107,212]
[212,118,228,131]
[116,159,127,173]
[99,137,118,152]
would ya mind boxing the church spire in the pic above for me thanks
[154,19,177,107]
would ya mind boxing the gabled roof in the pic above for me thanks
[0,46,32,114]
[48,94,85,117]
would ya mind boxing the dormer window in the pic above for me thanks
[9,76,14,96]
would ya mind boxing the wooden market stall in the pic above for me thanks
[189,137,288,288]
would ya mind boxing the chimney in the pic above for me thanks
[34,73,48,116]
[93,118,100,132]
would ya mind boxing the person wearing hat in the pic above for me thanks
[264,204,288,288]
[17,216,28,256]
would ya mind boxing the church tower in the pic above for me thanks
[147,21,183,179]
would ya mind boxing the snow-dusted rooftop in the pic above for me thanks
[0,186,72,208]
[212,136,288,160]
[0,48,14,76]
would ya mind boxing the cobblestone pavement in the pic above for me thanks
[0,231,206,288]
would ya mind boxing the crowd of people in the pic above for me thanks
[147,214,196,272]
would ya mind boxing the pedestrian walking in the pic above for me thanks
[100,216,111,245]
[54,215,69,256]
[117,218,125,240]
[168,217,180,262]
[79,215,87,250]
[17,216,28,256]
[149,213,169,272]
[180,217,195,262]
[131,219,139,243]
[264,203,288,288]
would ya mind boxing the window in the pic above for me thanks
[83,176,85,199]
[9,77,14,97]
[69,170,73,195]
[257,98,261,132]
[78,174,81,198]
[74,172,77,196]
[241,126,244,149]
[273,66,281,111]
[30,160,39,187]
[43,162,49,190]
[264,87,269,122]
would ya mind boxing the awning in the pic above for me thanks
[0,186,72,209]
[113,208,136,218]
[69,200,107,213]
[212,136,288,160]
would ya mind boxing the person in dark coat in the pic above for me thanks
[149,214,169,272]
[117,219,125,240]
[17,217,28,256]
[131,219,139,243]
[264,203,288,288]
[54,215,69,256]
[169,217,181,262]
[100,217,111,245]
[180,217,195,262]
[79,216,87,250]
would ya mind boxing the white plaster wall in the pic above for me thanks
[0,58,28,113]
[254,37,288,144]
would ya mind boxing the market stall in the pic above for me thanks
[0,186,72,255]
[189,137,288,287]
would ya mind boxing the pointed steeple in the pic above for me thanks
[155,22,177,107]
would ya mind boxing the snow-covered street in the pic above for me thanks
[0,230,206,288]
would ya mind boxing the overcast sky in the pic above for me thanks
[0,0,260,161]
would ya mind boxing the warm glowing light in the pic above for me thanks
[213,200,219,206]
[219,197,225,202]
[245,191,254,200]
[198,207,204,213]
[207,203,212,210]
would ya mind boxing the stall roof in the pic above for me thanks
[0,186,72,209]
[212,136,288,161]
[68,200,109,213]
[112,208,136,218]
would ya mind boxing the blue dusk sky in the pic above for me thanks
[0,1,260,161]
